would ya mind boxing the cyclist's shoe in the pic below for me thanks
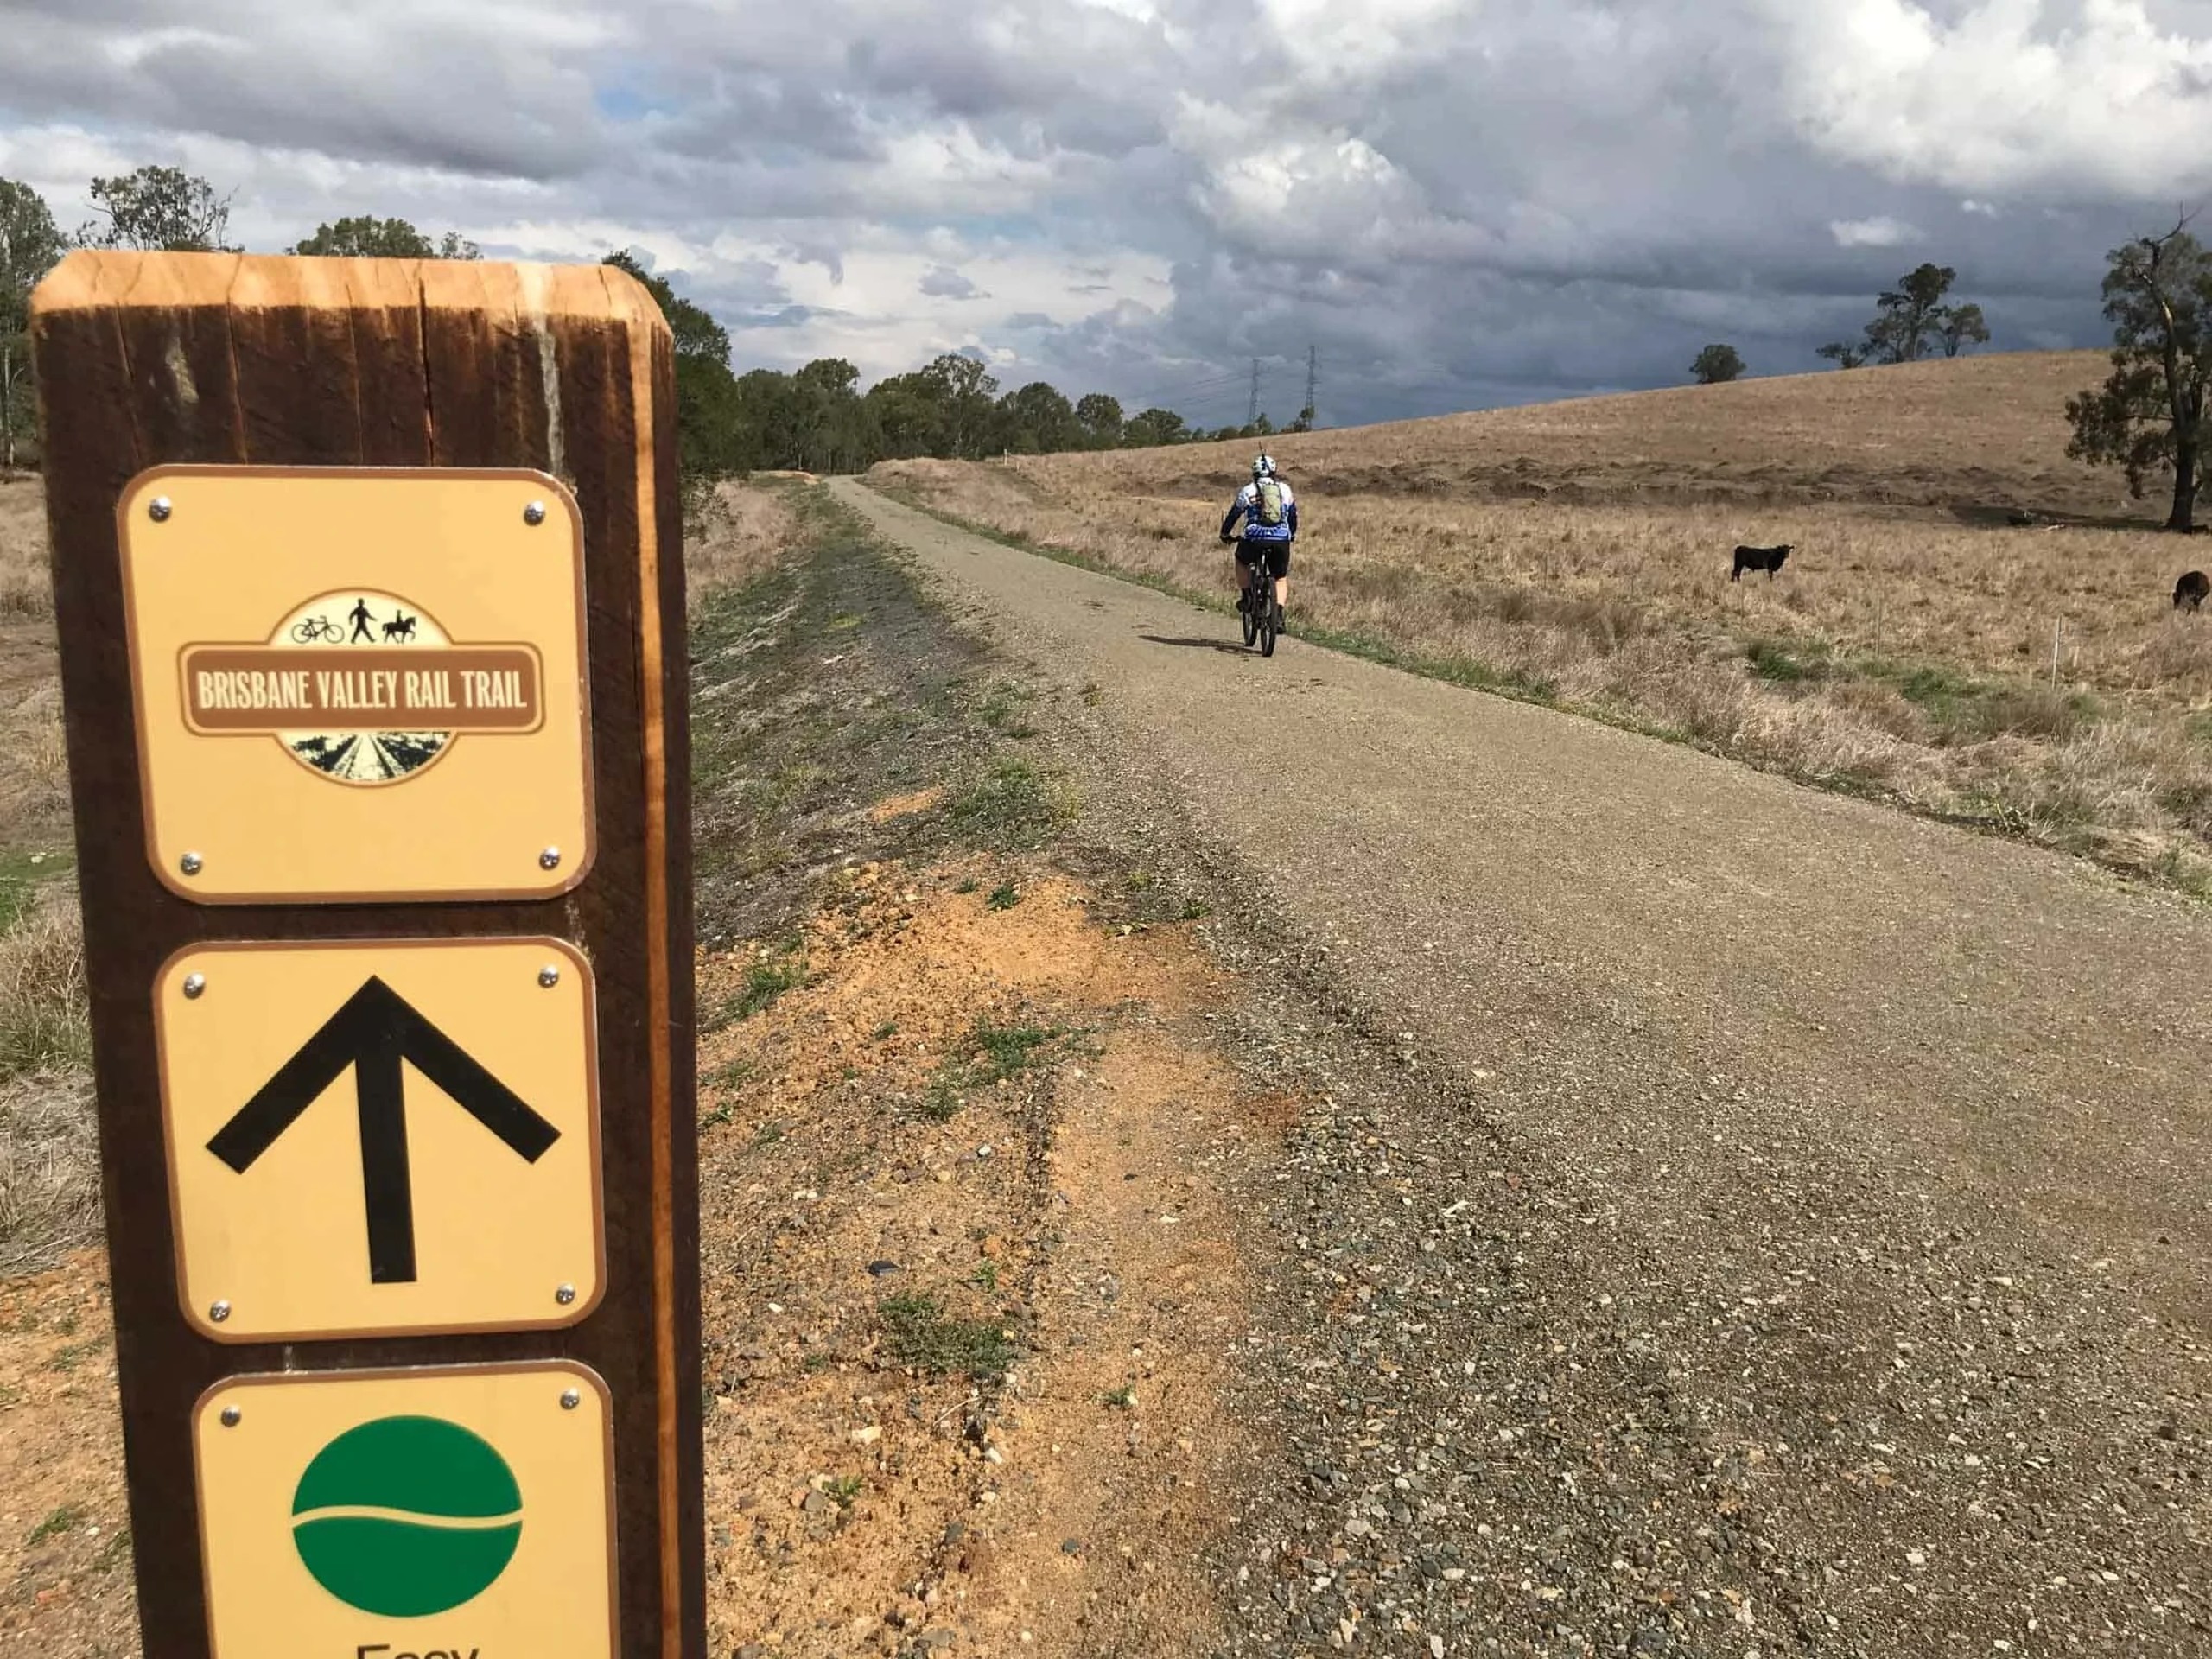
[1235,591,1249,613]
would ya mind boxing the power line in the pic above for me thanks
[1115,367,1251,410]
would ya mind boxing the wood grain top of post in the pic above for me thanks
[31,250,671,340]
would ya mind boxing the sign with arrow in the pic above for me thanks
[156,938,605,1343]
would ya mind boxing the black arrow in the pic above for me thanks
[207,976,561,1285]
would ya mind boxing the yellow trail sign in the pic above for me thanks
[157,938,605,1342]
[119,467,594,904]
[194,1362,614,1659]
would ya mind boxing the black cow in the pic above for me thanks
[2177,570,2209,612]
[1732,543,1792,582]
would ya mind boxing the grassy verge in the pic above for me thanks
[689,484,1077,944]
[872,479,2212,899]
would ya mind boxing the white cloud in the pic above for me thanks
[1829,215,1922,247]
[1961,199,2001,216]
[1761,0,2212,199]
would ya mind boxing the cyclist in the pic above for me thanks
[1219,454,1297,625]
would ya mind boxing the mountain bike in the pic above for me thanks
[1233,547,1285,657]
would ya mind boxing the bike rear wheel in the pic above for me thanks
[1241,588,1258,647]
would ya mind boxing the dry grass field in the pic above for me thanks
[873,351,2212,891]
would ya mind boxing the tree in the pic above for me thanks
[1074,392,1124,448]
[918,353,1000,459]
[1819,263,1989,366]
[998,381,1078,454]
[1122,407,1188,448]
[1872,264,1957,362]
[2064,217,2212,532]
[79,166,236,251]
[1938,302,1990,358]
[790,357,865,472]
[866,371,948,459]
[1692,344,1745,385]
[1,178,67,469]
[602,251,731,365]
[291,216,480,259]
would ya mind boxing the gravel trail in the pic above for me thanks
[835,480,2210,1659]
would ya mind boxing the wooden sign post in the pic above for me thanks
[30,253,703,1659]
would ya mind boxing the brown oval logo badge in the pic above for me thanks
[180,590,545,787]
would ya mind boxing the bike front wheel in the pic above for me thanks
[1241,591,1258,647]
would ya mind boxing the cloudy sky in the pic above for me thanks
[9,0,2212,425]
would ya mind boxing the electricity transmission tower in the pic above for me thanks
[1247,358,1262,427]
[1303,345,1319,429]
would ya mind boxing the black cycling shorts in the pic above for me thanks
[1236,539,1292,577]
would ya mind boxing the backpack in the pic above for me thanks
[1255,477,1285,527]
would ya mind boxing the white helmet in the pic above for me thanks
[1252,454,1277,480]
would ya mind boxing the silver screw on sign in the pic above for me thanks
[208,1300,232,1324]
[560,1389,582,1411]
[524,500,547,526]
[539,847,562,871]
[182,973,207,1000]
[538,964,562,988]
[556,1283,576,1306]
[148,495,173,523]
[219,1406,242,1427]
[180,851,204,877]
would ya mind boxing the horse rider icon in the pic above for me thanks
[347,597,375,643]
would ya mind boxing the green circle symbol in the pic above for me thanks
[290,1415,523,1617]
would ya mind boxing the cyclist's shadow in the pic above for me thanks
[1139,633,1252,657]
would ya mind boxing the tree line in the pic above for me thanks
[0,165,1283,476]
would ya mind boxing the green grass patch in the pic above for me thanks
[968,1017,1061,1084]
[1870,659,2101,745]
[986,882,1021,912]
[917,1015,1068,1122]
[703,1058,755,1090]
[0,851,70,934]
[977,680,1039,738]
[948,758,1069,849]
[1745,638,1827,684]
[711,950,805,1028]
[26,1506,80,1546]
[877,1293,1015,1376]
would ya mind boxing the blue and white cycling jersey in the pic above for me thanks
[1221,479,1298,543]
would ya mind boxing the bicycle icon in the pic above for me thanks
[289,615,344,645]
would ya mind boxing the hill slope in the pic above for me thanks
[1020,351,2129,518]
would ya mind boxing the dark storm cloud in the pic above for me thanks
[8,0,2212,423]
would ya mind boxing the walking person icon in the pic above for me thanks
[347,598,374,643]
